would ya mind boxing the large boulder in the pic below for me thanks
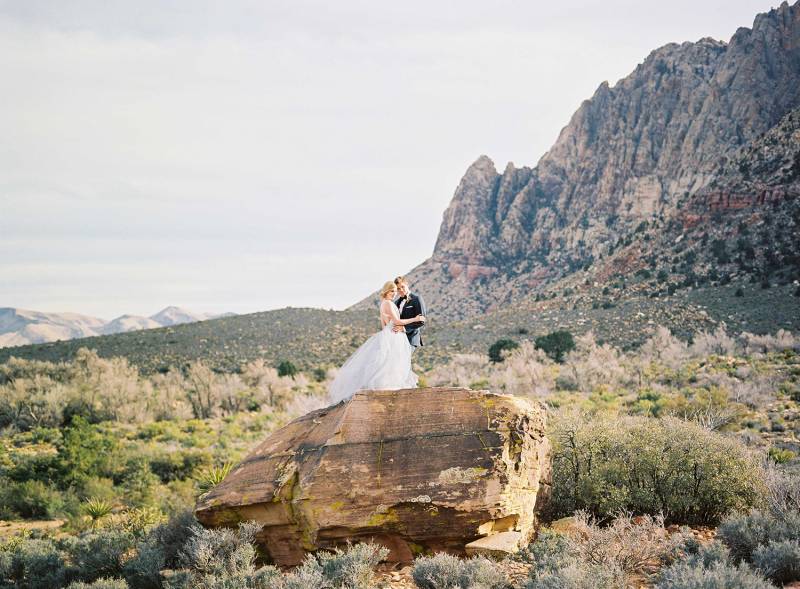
[195,387,551,565]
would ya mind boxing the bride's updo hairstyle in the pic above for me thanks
[380,281,396,299]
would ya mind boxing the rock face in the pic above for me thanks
[194,387,551,566]
[352,1,800,321]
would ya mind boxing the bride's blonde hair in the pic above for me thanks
[380,280,397,299]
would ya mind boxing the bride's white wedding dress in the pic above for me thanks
[328,303,418,404]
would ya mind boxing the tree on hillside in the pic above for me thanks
[534,330,576,363]
[488,339,519,363]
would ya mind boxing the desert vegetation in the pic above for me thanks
[1,324,799,587]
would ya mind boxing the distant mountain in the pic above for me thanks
[0,308,106,348]
[354,0,800,322]
[101,314,162,335]
[0,306,235,348]
[149,306,208,326]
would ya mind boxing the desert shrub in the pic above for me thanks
[571,512,684,575]
[752,539,800,584]
[66,579,129,589]
[515,529,576,570]
[0,479,66,519]
[62,528,137,584]
[215,542,387,589]
[184,363,222,420]
[520,528,627,589]
[675,540,732,570]
[149,450,213,484]
[689,325,736,358]
[312,543,388,589]
[638,326,690,372]
[411,553,508,589]
[489,341,555,397]
[655,560,776,589]
[534,331,575,363]
[177,522,261,581]
[559,332,628,392]
[124,510,197,589]
[717,510,800,563]
[488,339,519,363]
[278,558,326,589]
[1,538,68,589]
[739,330,799,355]
[547,412,766,524]
[57,417,120,486]
[762,464,800,519]
[0,376,69,430]
[426,354,489,388]
[525,561,626,589]
[71,349,152,423]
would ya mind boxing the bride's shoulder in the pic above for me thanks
[379,298,396,309]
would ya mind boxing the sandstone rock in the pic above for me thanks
[195,387,551,566]
[464,531,523,557]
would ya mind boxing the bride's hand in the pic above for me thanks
[415,315,426,323]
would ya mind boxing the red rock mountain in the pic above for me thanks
[356,1,800,321]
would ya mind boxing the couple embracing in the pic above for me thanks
[328,276,427,404]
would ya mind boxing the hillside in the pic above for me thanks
[0,307,377,373]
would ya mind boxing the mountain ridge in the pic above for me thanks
[353,0,800,321]
[0,306,234,348]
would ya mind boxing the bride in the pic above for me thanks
[328,280,426,404]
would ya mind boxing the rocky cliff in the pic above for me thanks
[359,1,800,321]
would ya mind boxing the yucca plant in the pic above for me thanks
[196,462,234,494]
[82,498,114,526]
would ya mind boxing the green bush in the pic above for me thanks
[58,417,120,486]
[276,361,298,378]
[488,339,519,363]
[547,413,766,524]
[534,331,575,363]
[412,553,507,589]
[0,479,66,519]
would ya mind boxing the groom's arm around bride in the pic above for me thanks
[393,275,427,349]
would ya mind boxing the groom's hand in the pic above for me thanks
[392,325,405,333]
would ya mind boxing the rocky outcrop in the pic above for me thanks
[353,1,800,321]
[680,106,800,227]
[195,387,551,566]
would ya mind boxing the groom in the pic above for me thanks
[392,275,427,349]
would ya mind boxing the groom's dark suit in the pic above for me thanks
[394,292,427,348]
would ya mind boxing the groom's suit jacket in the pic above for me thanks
[394,292,427,348]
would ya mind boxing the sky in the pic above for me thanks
[0,0,780,319]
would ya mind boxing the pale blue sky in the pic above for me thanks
[0,0,779,319]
